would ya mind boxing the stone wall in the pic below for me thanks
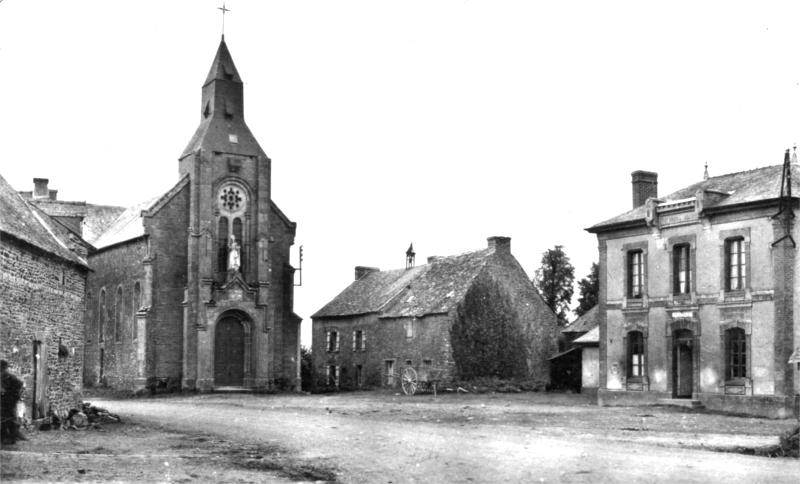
[146,185,190,382]
[84,239,147,389]
[312,313,453,389]
[1,236,86,418]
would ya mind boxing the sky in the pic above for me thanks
[3,1,800,346]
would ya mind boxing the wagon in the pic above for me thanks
[399,366,445,396]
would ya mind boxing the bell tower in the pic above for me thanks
[179,36,285,391]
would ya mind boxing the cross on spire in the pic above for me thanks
[218,2,230,39]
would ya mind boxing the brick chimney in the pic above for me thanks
[33,178,50,199]
[354,266,380,280]
[631,171,658,208]
[487,236,511,253]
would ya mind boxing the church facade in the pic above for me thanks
[79,37,301,392]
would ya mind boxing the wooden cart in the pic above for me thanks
[400,366,445,396]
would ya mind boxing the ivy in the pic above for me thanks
[450,275,530,380]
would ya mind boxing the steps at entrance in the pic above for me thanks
[214,386,253,394]
[658,398,704,409]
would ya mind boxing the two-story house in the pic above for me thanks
[587,159,798,418]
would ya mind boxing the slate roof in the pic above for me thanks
[312,247,497,319]
[589,164,800,231]
[563,306,598,334]
[573,326,599,344]
[83,204,126,243]
[0,174,87,268]
[90,176,189,249]
[180,38,265,159]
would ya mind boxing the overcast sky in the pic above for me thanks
[3,1,800,345]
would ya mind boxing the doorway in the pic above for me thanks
[672,329,693,398]
[32,341,43,419]
[215,317,245,386]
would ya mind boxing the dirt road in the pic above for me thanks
[3,391,798,483]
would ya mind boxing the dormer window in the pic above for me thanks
[228,134,238,144]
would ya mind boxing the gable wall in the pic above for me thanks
[483,250,559,383]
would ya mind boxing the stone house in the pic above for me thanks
[311,237,558,389]
[22,37,301,393]
[587,159,798,418]
[0,173,90,421]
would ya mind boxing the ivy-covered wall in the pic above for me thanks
[451,274,531,380]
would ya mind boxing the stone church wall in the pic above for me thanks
[146,184,190,382]
[269,207,298,382]
[1,237,86,418]
[85,239,147,389]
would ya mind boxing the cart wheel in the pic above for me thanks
[401,367,418,395]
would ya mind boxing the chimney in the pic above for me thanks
[33,178,50,199]
[631,171,658,208]
[354,266,380,280]
[487,236,511,253]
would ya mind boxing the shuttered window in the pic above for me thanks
[327,331,339,352]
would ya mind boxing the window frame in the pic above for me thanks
[725,328,747,380]
[353,329,365,352]
[326,330,339,353]
[725,237,746,292]
[627,250,644,299]
[627,331,645,379]
[673,244,691,295]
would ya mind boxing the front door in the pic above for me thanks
[215,317,244,386]
[673,330,693,398]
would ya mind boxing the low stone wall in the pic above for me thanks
[699,393,798,419]
[597,389,671,406]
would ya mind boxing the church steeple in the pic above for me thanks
[180,37,265,160]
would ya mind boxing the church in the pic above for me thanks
[26,36,301,393]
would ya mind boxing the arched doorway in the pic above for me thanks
[672,329,693,398]
[215,316,245,386]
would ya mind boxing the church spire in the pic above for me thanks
[180,37,265,159]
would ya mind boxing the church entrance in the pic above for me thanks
[672,329,693,399]
[215,317,245,387]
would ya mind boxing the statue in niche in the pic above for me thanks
[228,235,241,272]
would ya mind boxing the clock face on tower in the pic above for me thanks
[218,184,247,215]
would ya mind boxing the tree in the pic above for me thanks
[575,262,599,318]
[300,345,314,391]
[533,245,575,327]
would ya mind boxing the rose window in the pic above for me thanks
[218,185,247,214]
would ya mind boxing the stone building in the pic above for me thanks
[587,159,798,418]
[0,174,89,421]
[549,306,598,393]
[311,237,557,390]
[26,37,301,393]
